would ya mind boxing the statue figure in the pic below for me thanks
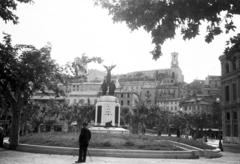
[103,65,116,84]
[102,65,116,96]
[100,79,108,96]
[109,80,116,96]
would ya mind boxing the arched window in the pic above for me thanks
[172,72,175,79]
[226,62,230,73]
[232,57,237,70]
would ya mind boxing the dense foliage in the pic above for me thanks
[0,34,63,149]
[95,0,240,59]
[0,0,33,24]
[0,34,102,149]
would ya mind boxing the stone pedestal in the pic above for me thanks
[95,95,120,126]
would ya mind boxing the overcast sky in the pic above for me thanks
[1,0,239,83]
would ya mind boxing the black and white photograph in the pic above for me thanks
[0,0,240,164]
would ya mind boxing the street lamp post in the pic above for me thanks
[216,98,223,151]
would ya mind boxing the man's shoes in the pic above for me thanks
[75,161,83,163]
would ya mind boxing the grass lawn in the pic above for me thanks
[19,132,215,150]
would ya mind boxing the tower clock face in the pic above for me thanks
[172,60,177,65]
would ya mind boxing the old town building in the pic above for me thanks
[219,53,240,144]
[140,82,158,104]
[180,98,213,115]
[155,53,187,113]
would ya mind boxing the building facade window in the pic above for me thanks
[226,63,230,73]
[121,94,123,98]
[232,57,237,70]
[225,85,230,102]
[233,83,237,101]
[233,124,238,137]
[121,100,123,105]
[233,112,237,120]
[226,124,231,136]
[127,100,130,105]
[226,112,230,120]
[127,93,130,98]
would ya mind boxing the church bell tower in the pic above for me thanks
[171,52,179,67]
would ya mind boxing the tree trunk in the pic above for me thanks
[77,120,82,132]
[131,122,139,134]
[176,128,180,137]
[195,128,200,139]
[9,103,22,150]
[67,123,72,132]
[157,121,161,136]
[168,126,171,136]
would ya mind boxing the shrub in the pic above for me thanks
[124,141,135,146]
[102,141,111,147]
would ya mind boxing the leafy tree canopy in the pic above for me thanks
[0,33,63,105]
[94,0,240,60]
[0,0,33,24]
[224,33,240,62]
[62,54,103,83]
[0,33,63,149]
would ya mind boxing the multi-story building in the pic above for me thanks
[202,75,221,96]
[158,98,182,112]
[156,79,184,113]
[114,91,139,107]
[155,53,187,113]
[219,53,240,144]
[187,79,205,96]
[125,52,184,83]
[67,91,99,105]
[60,82,102,94]
[141,82,158,104]
[180,98,213,115]
[120,81,145,96]
[205,75,221,88]
[32,90,67,132]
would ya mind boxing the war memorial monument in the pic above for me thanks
[89,65,129,134]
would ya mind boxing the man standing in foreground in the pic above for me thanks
[76,122,91,163]
[0,125,5,147]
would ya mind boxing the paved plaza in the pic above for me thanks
[0,147,240,164]
[1,138,240,164]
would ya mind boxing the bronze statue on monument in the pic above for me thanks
[101,65,116,96]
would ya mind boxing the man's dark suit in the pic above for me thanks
[78,126,91,163]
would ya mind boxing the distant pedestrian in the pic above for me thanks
[76,122,91,163]
[0,125,5,147]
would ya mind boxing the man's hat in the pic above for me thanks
[83,122,88,126]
